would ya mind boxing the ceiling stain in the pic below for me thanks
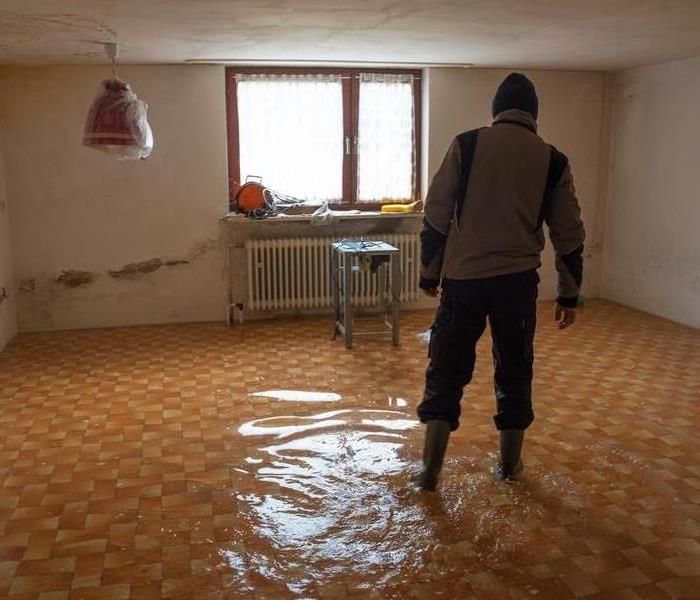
[0,11,116,39]
[0,2,700,70]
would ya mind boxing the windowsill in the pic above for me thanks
[220,211,424,223]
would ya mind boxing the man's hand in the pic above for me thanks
[422,287,440,298]
[555,304,576,329]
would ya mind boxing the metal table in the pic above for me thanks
[331,240,400,349]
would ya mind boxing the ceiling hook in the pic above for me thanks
[105,42,119,78]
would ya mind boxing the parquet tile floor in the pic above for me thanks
[0,299,698,599]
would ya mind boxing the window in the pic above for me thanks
[226,68,421,208]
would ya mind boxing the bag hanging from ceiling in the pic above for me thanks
[83,78,154,160]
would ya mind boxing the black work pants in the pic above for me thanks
[417,269,538,431]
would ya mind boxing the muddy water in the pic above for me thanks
[229,404,427,596]
[223,391,614,598]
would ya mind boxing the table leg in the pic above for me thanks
[343,252,353,349]
[378,260,387,318]
[331,248,339,339]
[390,254,400,347]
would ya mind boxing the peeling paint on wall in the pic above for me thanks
[163,259,190,267]
[105,240,219,278]
[108,258,163,278]
[19,278,37,294]
[188,239,219,260]
[17,238,221,296]
[56,270,96,288]
[106,239,220,278]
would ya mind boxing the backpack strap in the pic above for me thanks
[454,128,484,226]
[537,145,569,230]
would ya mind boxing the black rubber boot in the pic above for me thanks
[499,429,524,481]
[418,420,451,491]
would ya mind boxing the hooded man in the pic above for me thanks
[417,73,585,491]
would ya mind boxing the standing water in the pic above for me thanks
[212,389,615,598]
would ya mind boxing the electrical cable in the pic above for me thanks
[246,187,306,220]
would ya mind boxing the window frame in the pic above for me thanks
[225,66,422,210]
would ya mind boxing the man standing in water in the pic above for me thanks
[417,73,585,491]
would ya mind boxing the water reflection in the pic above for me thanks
[237,410,350,439]
[360,418,419,431]
[226,405,599,598]
[416,329,432,344]
[388,396,408,407]
[251,389,342,403]
[230,408,431,595]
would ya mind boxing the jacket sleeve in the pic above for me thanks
[545,162,586,308]
[419,138,462,290]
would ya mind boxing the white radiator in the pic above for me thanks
[245,235,420,311]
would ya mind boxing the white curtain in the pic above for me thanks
[237,74,343,201]
[358,73,414,202]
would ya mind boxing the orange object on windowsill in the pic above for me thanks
[235,176,268,214]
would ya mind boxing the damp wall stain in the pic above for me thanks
[108,257,163,278]
[14,238,224,332]
[56,269,95,287]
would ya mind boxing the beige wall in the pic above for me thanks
[0,64,607,332]
[0,65,229,331]
[425,68,606,301]
[0,123,18,349]
[602,56,700,328]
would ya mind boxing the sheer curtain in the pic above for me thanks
[237,74,343,201]
[358,73,414,202]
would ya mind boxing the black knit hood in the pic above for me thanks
[492,73,539,120]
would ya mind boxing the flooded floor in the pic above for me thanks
[0,300,699,599]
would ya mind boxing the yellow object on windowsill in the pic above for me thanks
[380,200,423,213]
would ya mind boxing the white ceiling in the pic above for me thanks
[1,1,699,70]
